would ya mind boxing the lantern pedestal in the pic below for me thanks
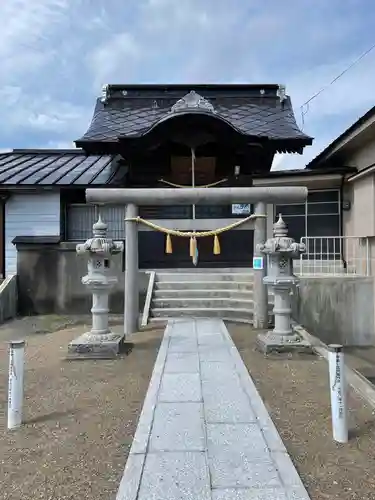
[67,331,125,359]
[257,330,312,355]
[67,278,125,359]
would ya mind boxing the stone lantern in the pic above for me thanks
[67,215,124,359]
[256,214,310,353]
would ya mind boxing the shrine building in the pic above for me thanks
[0,84,359,279]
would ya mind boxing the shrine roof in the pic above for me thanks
[76,84,312,153]
[0,150,124,186]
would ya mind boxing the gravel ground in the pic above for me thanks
[0,314,125,341]
[0,322,164,500]
[228,323,375,500]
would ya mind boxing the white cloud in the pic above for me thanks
[44,140,76,149]
[0,0,82,143]
[0,0,69,82]
[0,0,374,166]
[272,51,375,170]
[1,90,91,139]
[87,32,141,89]
[289,57,375,122]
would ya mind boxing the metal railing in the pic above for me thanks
[298,236,371,276]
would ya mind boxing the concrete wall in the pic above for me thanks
[15,241,149,316]
[293,276,375,346]
[5,192,61,275]
[0,275,17,324]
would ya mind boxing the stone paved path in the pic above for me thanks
[116,319,311,500]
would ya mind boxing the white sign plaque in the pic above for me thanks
[232,203,251,215]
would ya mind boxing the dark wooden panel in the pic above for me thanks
[139,230,254,268]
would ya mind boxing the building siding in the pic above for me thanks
[342,134,375,236]
[5,192,61,275]
[345,136,375,171]
[343,175,375,275]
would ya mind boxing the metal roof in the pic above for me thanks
[260,165,356,178]
[307,105,375,169]
[0,150,125,186]
[76,84,312,152]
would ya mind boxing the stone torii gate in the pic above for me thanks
[86,186,307,337]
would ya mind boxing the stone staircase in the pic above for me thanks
[148,269,272,324]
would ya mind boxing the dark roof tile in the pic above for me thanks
[76,85,312,152]
[0,150,122,186]
[307,105,375,168]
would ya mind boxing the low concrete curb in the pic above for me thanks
[293,322,375,410]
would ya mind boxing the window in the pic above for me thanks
[275,204,306,216]
[308,190,339,203]
[280,215,306,242]
[276,189,340,243]
[308,202,339,215]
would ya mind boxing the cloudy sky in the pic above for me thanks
[1,0,374,170]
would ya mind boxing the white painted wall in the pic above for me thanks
[345,137,375,171]
[5,192,61,275]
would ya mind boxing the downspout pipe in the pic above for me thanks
[340,174,347,270]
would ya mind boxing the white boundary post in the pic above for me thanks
[8,340,25,430]
[328,344,348,443]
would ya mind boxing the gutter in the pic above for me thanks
[340,174,347,270]
[347,162,375,183]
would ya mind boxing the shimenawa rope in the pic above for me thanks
[124,213,266,257]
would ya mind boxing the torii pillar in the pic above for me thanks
[86,187,308,336]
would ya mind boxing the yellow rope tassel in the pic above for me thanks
[213,234,221,255]
[190,236,197,257]
[165,233,173,254]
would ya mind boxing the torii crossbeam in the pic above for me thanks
[86,186,307,335]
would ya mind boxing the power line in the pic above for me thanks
[300,41,375,128]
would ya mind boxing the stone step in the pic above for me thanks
[154,288,274,298]
[155,272,254,283]
[149,316,254,325]
[155,280,254,291]
[150,307,255,320]
[149,268,252,273]
[154,289,254,299]
[152,297,268,309]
